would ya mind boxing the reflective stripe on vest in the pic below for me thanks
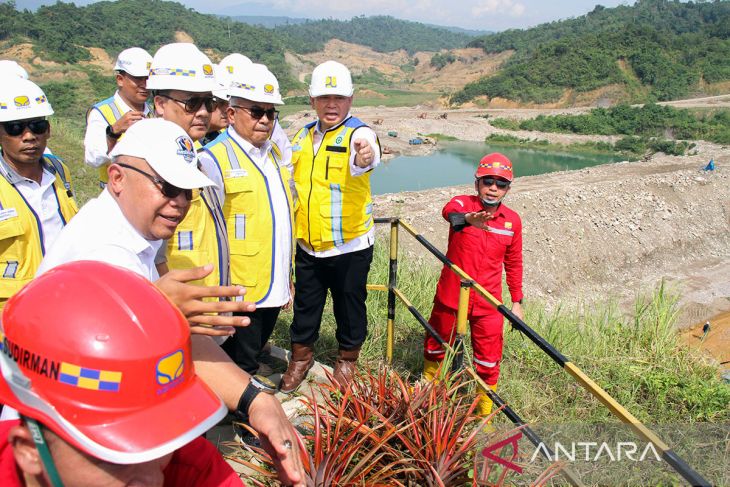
[166,166,229,289]
[0,156,78,305]
[206,132,294,304]
[290,116,378,251]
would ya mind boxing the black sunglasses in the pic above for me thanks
[230,105,279,120]
[158,94,215,113]
[116,163,198,201]
[2,119,50,137]
[479,177,511,189]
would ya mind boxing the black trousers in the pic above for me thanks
[290,245,373,350]
[222,307,281,375]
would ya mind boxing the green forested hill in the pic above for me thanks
[1,0,295,89]
[453,0,730,105]
[276,15,473,54]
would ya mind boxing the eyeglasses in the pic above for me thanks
[1,119,50,137]
[479,177,511,189]
[230,105,279,120]
[158,94,215,113]
[116,163,198,201]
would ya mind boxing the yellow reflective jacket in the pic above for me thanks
[88,96,153,185]
[291,116,379,251]
[0,154,78,306]
[205,132,294,304]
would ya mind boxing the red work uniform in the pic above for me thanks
[0,420,243,487]
[424,194,523,385]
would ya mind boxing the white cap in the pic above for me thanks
[109,119,215,189]
[228,63,283,105]
[214,53,253,100]
[0,60,29,79]
[309,60,353,98]
[0,76,53,122]
[147,43,218,93]
[114,47,153,77]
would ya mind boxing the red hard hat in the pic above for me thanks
[0,261,226,464]
[475,152,514,182]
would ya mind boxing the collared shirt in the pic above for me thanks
[297,113,380,258]
[0,154,64,251]
[200,127,293,307]
[83,91,151,168]
[37,188,162,279]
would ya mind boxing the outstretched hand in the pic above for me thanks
[155,264,255,336]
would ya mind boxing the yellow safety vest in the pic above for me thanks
[166,142,229,289]
[87,96,153,185]
[205,132,294,304]
[291,116,379,251]
[0,155,78,306]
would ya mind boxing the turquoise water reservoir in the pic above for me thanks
[371,142,624,195]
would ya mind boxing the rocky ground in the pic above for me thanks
[283,105,730,330]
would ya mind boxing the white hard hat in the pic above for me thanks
[0,60,29,80]
[0,76,53,122]
[309,60,353,98]
[109,118,215,189]
[214,53,253,100]
[114,47,153,77]
[146,43,218,93]
[228,63,283,105]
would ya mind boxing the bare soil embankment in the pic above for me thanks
[370,144,730,330]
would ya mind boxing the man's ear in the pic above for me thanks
[9,424,43,476]
[115,72,125,90]
[153,95,166,117]
[107,161,125,195]
[309,97,315,109]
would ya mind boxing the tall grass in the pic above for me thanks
[271,243,729,425]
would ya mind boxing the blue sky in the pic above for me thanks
[14,0,636,30]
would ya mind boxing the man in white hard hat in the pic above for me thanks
[0,60,29,79]
[35,117,305,486]
[84,47,153,187]
[280,60,381,393]
[201,62,294,384]
[147,42,230,294]
[0,76,77,310]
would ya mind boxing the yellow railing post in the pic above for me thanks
[385,219,399,364]
[452,280,471,371]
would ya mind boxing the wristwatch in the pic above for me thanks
[234,375,277,424]
[105,124,122,140]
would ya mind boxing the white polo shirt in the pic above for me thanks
[37,188,162,279]
[199,127,293,308]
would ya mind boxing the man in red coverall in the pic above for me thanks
[423,152,524,417]
[0,261,243,487]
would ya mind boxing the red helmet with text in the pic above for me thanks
[0,261,226,464]
[475,152,514,182]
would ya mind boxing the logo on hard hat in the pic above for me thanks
[59,362,122,392]
[202,64,213,76]
[176,136,195,164]
[146,61,152,70]
[14,96,29,108]
[35,95,46,104]
[226,65,234,74]
[0,103,7,110]
[156,349,184,389]
[264,84,274,94]
[325,76,337,88]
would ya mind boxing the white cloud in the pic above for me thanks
[471,0,526,17]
